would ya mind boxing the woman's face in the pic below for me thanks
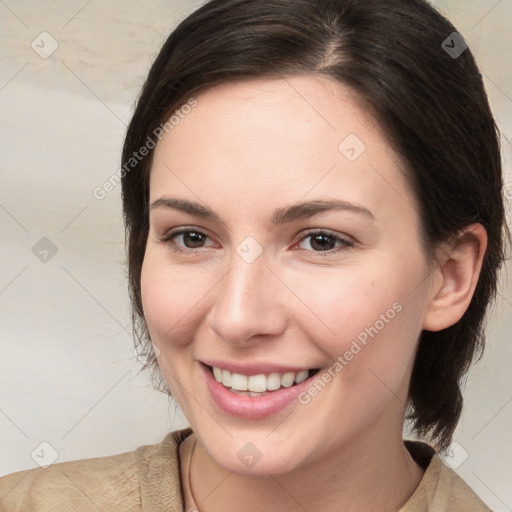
[141,76,435,475]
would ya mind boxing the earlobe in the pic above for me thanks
[422,224,487,332]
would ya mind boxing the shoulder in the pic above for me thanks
[0,448,140,512]
[402,441,493,512]
[0,428,192,512]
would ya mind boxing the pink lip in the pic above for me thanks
[201,359,313,376]
[200,362,319,420]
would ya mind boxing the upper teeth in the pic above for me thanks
[212,366,309,392]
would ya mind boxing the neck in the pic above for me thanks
[186,423,424,512]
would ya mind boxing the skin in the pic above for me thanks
[140,76,487,512]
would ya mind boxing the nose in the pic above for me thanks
[207,255,288,346]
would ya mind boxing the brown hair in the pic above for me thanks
[121,0,508,451]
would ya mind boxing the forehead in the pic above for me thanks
[149,76,418,229]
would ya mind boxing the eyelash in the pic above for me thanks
[158,228,217,255]
[294,229,354,255]
[158,228,354,256]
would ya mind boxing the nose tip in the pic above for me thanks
[207,259,287,345]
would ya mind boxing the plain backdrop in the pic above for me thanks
[0,1,511,510]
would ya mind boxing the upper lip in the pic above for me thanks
[201,360,316,376]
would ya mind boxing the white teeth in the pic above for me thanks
[211,366,312,393]
[248,374,267,393]
[230,373,248,391]
[266,372,281,391]
[212,366,223,382]
[280,372,295,388]
[221,369,231,388]
[295,370,309,384]
[231,390,264,397]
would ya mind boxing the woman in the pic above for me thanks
[0,0,507,510]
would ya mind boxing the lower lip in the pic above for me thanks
[200,363,319,420]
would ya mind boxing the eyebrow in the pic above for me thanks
[150,197,374,224]
[150,197,219,220]
[270,199,374,223]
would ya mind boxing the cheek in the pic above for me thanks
[289,259,425,377]
[294,271,422,429]
[287,267,396,338]
[140,254,211,347]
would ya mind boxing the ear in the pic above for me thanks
[422,224,487,332]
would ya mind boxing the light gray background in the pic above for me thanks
[0,1,511,510]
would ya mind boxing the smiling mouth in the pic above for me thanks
[207,364,320,396]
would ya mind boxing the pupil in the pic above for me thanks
[185,232,205,248]
[311,234,334,251]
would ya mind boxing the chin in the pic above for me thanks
[200,430,308,477]
[222,451,301,477]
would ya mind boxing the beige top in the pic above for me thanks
[0,428,492,511]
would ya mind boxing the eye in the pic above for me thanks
[158,228,217,252]
[294,230,353,254]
